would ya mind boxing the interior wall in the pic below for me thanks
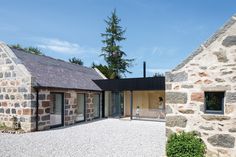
[124,90,165,116]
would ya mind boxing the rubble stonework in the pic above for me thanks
[35,89,101,130]
[0,42,102,132]
[0,43,34,132]
[166,15,236,156]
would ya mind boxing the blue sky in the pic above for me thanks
[1,0,236,77]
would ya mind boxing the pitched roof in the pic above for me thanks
[173,14,236,71]
[11,48,102,91]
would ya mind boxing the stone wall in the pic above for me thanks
[166,16,236,156]
[0,42,103,132]
[36,88,102,130]
[0,43,35,132]
[35,89,50,131]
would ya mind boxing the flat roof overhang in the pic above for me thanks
[93,77,165,91]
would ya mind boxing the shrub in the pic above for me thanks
[0,122,6,129]
[166,131,206,157]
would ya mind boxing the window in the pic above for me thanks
[50,94,62,114]
[205,92,224,114]
[50,93,64,127]
[93,94,100,118]
[76,93,85,122]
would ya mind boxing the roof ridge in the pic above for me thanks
[10,46,102,91]
[172,14,236,71]
[10,47,94,71]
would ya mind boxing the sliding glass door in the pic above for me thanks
[94,94,100,119]
[50,93,64,127]
[110,92,124,117]
[76,93,86,122]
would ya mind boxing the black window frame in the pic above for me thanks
[50,92,64,128]
[204,91,225,114]
[75,93,86,123]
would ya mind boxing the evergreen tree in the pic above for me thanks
[92,63,116,79]
[153,72,164,77]
[69,57,84,65]
[101,9,133,79]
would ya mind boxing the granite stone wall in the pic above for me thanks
[0,42,103,132]
[0,43,35,132]
[35,89,50,131]
[166,15,236,156]
[35,88,102,130]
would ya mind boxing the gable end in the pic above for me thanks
[173,15,236,71]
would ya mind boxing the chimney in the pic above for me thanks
[143,61,146,78]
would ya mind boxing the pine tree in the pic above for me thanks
[92,63,115,79]
[101,9,133,79]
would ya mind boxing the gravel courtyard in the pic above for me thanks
[0,119,165,157]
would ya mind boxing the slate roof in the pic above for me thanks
[173,14,236,71]
[11,48,102,91]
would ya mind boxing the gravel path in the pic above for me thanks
[0,119,165,157]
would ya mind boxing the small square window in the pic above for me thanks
[205,92,224,114]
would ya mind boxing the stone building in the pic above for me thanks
[0,41,166,132]
[0,42,103,132]
[166,14,236,156]
[1,13,236,156]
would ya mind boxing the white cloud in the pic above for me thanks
[38,38,98,54]
[135,46,178,57]
[151,46,164,55]
[151,46,177,56]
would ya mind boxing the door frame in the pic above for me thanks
[111,91,124,118]
[102,91,105,118]
[93,93,101,119]
[50,92,64,128]
[75,93,86,123]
